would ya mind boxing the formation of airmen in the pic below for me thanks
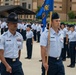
[0,14,44,75]
[0,12,76,75]
[40,13,76,75]
[0,19,42,42]
[0,12,24,75]
[60,23,76,68]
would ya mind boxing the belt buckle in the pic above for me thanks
[12,59,16,62]
[57,57,59,60]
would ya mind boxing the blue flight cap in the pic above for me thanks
[27,25,31,29]
[52,12,60,20]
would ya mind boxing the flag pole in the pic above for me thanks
[45,11,52,75]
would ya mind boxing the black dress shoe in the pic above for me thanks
[67,64,75,68]
[70,65,75,68]
[62,59,66,61]
[28,58,31,59]
[66,56,70,58]
[67,64,72,67]
[39,60,42,62]
[25,57,29,59]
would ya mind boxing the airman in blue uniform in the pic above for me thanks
[40,12,65,75]
[0,12,24,75]
[0,61,1,74]
[67,25,76,68]
[41,23,49,75]
[1,21,7,34]
[66,24,71,58]
[36,23,41,43]
[31,23,37,41]
[25,25,34,59]
[60,23,67,61]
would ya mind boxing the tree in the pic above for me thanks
[36,6,42,19]
[68,11,75,19]
[36,6,41,14]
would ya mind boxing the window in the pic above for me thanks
[27,15,28,18]
[54,6,57,8]
[59,6,62,8]
[24,15,26,18]
[5,3,9,5]
[30,15,32,18]
[70,7,71,10]
[28,4,31,9]
[22,3,27,9]
[70,0,72,2]
[20,15,22,18]
[34,15,36,18]
[5,0,9,1]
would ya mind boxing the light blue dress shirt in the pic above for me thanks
[37,25,41,32]
[40,28,64,58]
[26,30,34,39]
[63,28,68,37]
[0,30,23,58]
[66,30,71,36]
[68,31,76,42]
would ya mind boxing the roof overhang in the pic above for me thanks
[0,5,35,15]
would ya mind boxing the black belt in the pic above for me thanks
[70,41,76,43]
[27,38,32,40]
[5,58,18,62]
[48,56,60,60]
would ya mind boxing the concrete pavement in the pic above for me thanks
[20,41,76,75]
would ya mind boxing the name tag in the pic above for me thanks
[50,38,56,41]
[17,39,22,49]
[17,39,21,42]
[51,37,55,38]
[6,40,11,41]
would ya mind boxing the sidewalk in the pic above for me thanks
[21,41,76,75]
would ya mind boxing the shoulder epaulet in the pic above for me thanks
[47,30,49,32]
[2,32,7,36]
[42,30,48,34]
[46,30,49,32]
[16,31,22,36]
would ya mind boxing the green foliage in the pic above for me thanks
[36,6,41,14]
[68,11,75,19]
[61,21,76,24]
[36,6,42,19]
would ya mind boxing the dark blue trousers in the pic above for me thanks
[66,39,70,58]
[69,42,76,66]
[23,30,26,41]
[37,31,40,42]
[1,28,3,34]
[0,63,1,73]
[16,29,20,33]
[26,38,33,59]
[61,38,67,60]
[47,57,65,75]
[75,50,76,63]
[1,58,24,75]
[41,64,45,75]
[34,30,36,41]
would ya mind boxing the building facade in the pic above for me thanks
[0,0,32,8]
[0,0,76,21]
[0,0,35,20]
[36,0,76,21]
[54,0,76,21]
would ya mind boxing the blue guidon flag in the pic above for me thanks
[36,0,54,31]
[44,0,54,12]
